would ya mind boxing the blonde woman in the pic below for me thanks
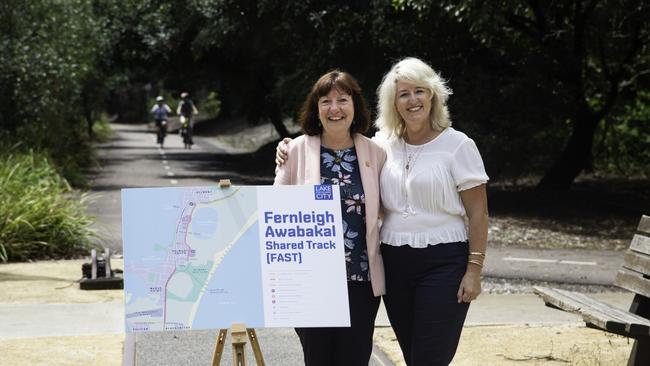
[374,57,488,365]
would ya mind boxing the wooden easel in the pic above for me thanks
[211,180,266,366]
[211,323,265,366]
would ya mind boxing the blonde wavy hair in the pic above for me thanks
[375,57,452,138]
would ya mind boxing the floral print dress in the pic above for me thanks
[320,146,369,282]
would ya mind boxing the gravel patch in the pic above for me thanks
[488,216,631,251]
[482,276,626,294]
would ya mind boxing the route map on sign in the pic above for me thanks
[122,185,349,332]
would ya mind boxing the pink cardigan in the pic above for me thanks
[274,134,387,296]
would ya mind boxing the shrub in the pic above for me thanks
[92,116,116,143]
[200,91,222,119]
[0,147,96,262]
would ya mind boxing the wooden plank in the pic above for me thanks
[615,268,650,299]
[585,323,650,340]
[628,338,650,366]
[637,215,650,235]
[630,234,650,256]
[534,286,650,337]
[535,286,585,312]
[553,289,650,333]
[622,250,650,276]
[535,287,641,330]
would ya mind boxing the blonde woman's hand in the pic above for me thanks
[457,270,481,303]
[275,137,292,165]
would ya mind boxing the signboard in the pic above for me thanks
[122,185,349,332]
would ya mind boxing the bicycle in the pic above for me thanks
[156,119,167,148]
[179,116,193,149]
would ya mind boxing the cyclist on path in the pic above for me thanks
[151,96,172,147]
[177,92,199,149]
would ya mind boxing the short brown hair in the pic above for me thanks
[298,70,370,136]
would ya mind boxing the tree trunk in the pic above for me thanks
[86,113,94,138]
[266,98,290,137]
[537,103,600,190]
[82,90,94,138]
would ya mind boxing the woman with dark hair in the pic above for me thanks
[274,70,386,366]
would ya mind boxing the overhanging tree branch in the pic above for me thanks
[595,25,643,120]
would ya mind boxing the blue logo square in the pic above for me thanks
[314,185,333,200]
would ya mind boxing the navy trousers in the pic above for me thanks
[295,281,380,366]
[382,242,470,366]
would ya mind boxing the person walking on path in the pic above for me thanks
[274,70,386,366]
[177,92,199,149]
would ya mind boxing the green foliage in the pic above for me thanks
[200,91,221,119]
[0,0,101,128]
[0,0,110,183]
[0,147,96,263]
[168,1,647,182]
[2,0,647,188]
[91,116,115,143]
[445,0,649,185]
[594,91,650,175]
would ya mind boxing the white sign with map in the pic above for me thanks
[122,185,349,332]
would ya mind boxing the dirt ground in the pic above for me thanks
[485,177,648,251]
[375,325,633,366]
[0,259,123,303]
[1,334,124,366]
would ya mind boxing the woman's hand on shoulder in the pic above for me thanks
[275,137,292,165]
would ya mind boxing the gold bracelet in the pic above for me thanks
[469,252,486,257]
[468,260,484,268]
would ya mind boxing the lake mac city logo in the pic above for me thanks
[314,185,333,200]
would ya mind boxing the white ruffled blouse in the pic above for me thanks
[375,127,489,248]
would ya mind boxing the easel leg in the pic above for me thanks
[211,324,265,366]
[247,329,266,366]
[211,329,228,366]
[231,323,248,366]
[232,343,246,366]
